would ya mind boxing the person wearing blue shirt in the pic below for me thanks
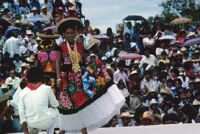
[30,0,40,12]
[124,22,134,41]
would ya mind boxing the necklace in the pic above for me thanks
[66,41,81,73]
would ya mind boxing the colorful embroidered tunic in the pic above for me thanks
[36,50,57,94]
[56,42,112,114]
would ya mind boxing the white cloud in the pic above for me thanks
[81,0,162,33]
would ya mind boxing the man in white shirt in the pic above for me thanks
[139,48,158,69]
[143,32,155,54]
[28,7,41,19]
[113,60,129,88]
[40,0,53,13]
[140,71,157,94]
[3,30,22,58]
[40,5,53,23]
[18,67,59,133]
[82,27,91,50]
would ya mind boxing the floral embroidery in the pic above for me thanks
[38,52,48,62]
[96,76,106,86]
[68,72,74,81]
[73,92,88,107]
[61,44,69,55]
[49,51,56,61]
[64,56,71,64]
[75,74,81,83]
[60,95,72,109]
[60,91,72,109]
[61,73,67,91]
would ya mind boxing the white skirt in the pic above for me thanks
[57,84,125,133]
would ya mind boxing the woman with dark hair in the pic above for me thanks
[18,67,59,134]
[34,28,60,94]
[55,11,125,134]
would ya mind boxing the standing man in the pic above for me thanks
[3,29,22,58]
[124,22,134,41]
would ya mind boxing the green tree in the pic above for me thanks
[160,0,200,22]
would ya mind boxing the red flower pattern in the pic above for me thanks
[73,92,88,107]
[60,91,72,109]
[61,73,67,91]
[68,72,74,81]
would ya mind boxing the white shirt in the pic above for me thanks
[28,42,38,54]
[40,12,53,22]
[156,48,169,56]
[82,33,91,49]
[3,37,22,58]
[13,60,23,73]
[140,78,157,91]
[113,69,129,88]
[18,84,59,129]
[27,13,41,19]
[139,55,158,69]
[56,36,65,45]
[10,87,22,115]
[143,37,155,46]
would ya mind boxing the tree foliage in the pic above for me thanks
[160,0,200,22]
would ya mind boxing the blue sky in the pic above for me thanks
[81,0,163,33]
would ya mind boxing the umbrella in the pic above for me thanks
[159,35,176,40]
[43,26,56,31]
[4,26,21,38]
[87,37,100,50]
[92,34,110,39]
[28,16,48,23]
[120,53,142,60]
[123,15,146,21]
[171,17,192,24]
[182,37,200,47]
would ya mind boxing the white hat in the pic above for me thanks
[149,98,158,106]
[87,53,98,62]
[1,84,8,89]
[187,32,197,38]
[180,47,187,52]
[120,112,134,118]
[68,0,76,5]
[192,99,200,106]
[5,79,14,85]
[32,7,38,11]
[101,56,107,61]
[134,59,140,64]
[148,88,157,94]
[42,5,47,10]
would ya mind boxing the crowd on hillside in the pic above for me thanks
[1,0,200,133]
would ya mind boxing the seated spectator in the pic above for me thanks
[116,112,135,127]
[139,48,158,69]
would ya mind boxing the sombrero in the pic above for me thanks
[37,33,60,39]
[56,17,83,34]
[0,90,11,103]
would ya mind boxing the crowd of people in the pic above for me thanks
[0,0,200,133]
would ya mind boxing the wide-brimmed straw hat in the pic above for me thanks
[0,90,11,103]
[142,112,154,122]
[149,98,158,107]
[120,112,134,118]
[192,99,200,106]
[32,7,38,11]
[37,33,60,39]
[56,17,83,34]
[68,0,76,5]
